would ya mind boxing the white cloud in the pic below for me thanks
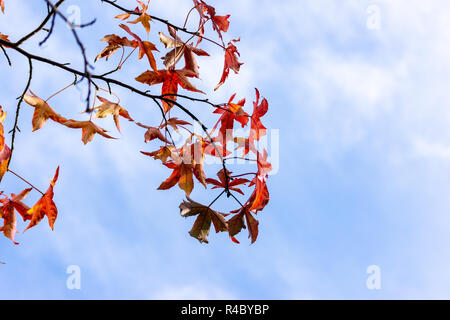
[4,0,450,300]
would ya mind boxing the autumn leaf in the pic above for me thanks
[115,13,132,20]
[141,145,175,164]
[95,34,138,62]
[179,196,228,243]
[206,169,250,195]
[135,69,203,112]
[116,0,152,34]
[94,96,133,133]
[24,167,59,232]
[157,143,206,194]
[191,141,207,188]
[0,107,10,181]
[227,210,245,244]
[244,210,259,244]
[162,117,192,132]
[211,93,248,150]
[157,161,193,195]
[0,32,9,43]
[62,120,116,145]
[193,0,230,43]
[202,136,231,158]
[215,39,243,90]
[10,188,33,222]
[0,200,17,244]
[233,137,252,157]
[129,13,152,34]
[23,91,67,131]
[159,26,209,75]
[247,150,271,212]
[0,0,4,14]
[249,88,269,148]
[120,24,158,73]
[136,122,170,143]
[0,188,32,244]
[228,207,259,244]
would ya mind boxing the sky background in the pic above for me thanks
[1,0,450,299]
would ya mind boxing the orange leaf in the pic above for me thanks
[120,24,158,73]
[23,91,67,131]
[94,96,134,133]
[62,120,116,145]
[128,13,152,34]
[0,107,10,182]
[24,167,59,232]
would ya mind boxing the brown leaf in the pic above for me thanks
[95,34,137,62]
[227,208,259,244]
[163,117,192,132]
[159,27,209,75]
[179,196,228,243]
[136,122,170,144]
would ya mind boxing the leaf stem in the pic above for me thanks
[7,169,45,195]
[208,189,225,208]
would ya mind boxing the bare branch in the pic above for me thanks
[100,0,226,49]
[15,0,66,46]
[8,57,33,168]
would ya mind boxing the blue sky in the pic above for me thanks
[1,0,450,299]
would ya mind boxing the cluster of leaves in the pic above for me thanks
[0,107,59,247]
[0,0,272,248]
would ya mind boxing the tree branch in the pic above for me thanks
[15,0,66,46]
[100,0,226,49]
[0,37,232,193]
[8,57,33,169]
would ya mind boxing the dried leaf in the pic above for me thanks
[24,167,59,232]
[179,196,228,243]
[63,120,116,145]
[94,96,133,133]
[23,92,67,131]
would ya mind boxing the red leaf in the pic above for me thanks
[215,39,243,90]
[24,167,59,232]
[120,24,158,73]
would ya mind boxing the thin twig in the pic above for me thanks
[7,169,45,195]
[8,57,33,169]
[100,0,225,50]
[208,190,225,208]
[0,45,11,66]
[15,0,65,46]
